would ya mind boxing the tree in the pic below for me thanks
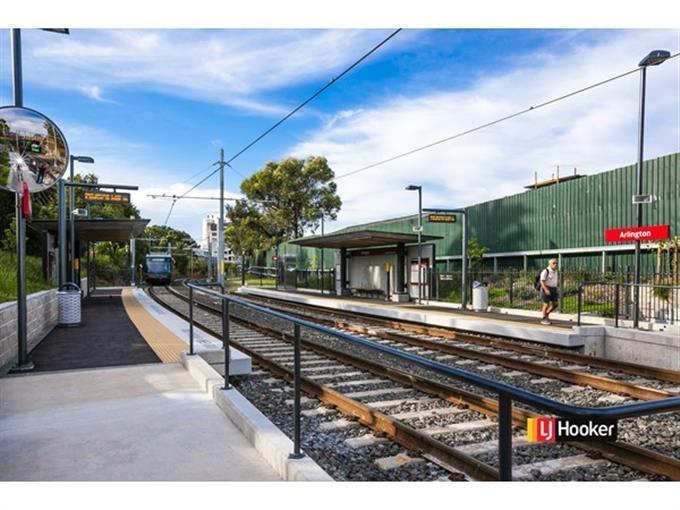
[240,156,341,239]
[225,200,275,259]
[136,225,195,275]
[467,238,489,271]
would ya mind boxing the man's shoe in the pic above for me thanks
[540,319,551,325]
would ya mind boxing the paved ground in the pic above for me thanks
[0,363,281,481]
[29,294,160,372]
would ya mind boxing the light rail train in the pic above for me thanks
[144,253,173,285]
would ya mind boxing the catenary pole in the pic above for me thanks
[218,149,225,287]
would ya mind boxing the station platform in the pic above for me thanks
[29,288,161,372]
[1,287,331,481]
[0,363,281,481]
[238,287,585,348]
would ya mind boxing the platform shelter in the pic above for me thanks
[30,218,149,290]
[291,229,442,301]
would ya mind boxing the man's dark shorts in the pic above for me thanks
[541,286,558,303]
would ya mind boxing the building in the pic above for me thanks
[268,152,679,277]
[200,212,237,264]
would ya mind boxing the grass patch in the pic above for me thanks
[0,250,53,303]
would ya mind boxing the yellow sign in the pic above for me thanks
[83,191,130,203]
[427,213,456,223]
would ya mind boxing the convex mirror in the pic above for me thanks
[0,106,69,193]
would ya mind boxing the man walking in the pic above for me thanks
[539,258,559,325]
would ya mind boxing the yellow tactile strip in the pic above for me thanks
[121,288,186,363]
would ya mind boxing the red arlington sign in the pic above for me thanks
[605,224,670,243]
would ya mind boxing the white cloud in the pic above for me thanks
[24,29,405,115]
[290,30,680,231]
[78,84,110,102]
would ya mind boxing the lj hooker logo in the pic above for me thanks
[527,417,617,442]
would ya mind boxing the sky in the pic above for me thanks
[1,26,679,242]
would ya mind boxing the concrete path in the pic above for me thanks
[0,363,281,481]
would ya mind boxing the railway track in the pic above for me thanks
[149,284,680,481]
[235,290,680,386]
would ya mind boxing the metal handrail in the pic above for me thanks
[187,281,680,480]
[578,280,679,327]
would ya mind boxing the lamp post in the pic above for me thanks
[633,49,670,328]
[406,185,423,304]
[68,155,94,283]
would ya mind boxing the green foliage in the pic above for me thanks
[1,217,16,253]
[136,224,195,276]
[239,156,342,240]
[225,200,274,258]
[0,250,52,302]
[467,238,488,270]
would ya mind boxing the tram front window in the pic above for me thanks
[147,259,170,273]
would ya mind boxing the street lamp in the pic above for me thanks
[68,155,94,283]
[633,49,670,328]
[406,185,423,304]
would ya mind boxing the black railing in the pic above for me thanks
[295,268,335,294]
[431,269,679,313]
[186,281,680,480]
[578,281,679,327]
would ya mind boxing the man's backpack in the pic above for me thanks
[533,269,546,291]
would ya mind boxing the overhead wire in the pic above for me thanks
[334,51,680,182]
[163,28,402,223]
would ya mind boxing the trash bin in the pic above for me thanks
[472,281,488,312]
[58,283,82,327]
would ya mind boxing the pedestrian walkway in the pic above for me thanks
[29,290,160,372]
[0,363,281,481]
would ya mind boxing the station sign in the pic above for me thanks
[83,191,131,203]
[427,213,456,223]
[604,224,670,243]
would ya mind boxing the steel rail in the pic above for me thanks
[240,292,680,384]
[148,286,498,480]
[158,284,680,480]
[187,283,680,420]
[214,293,674,400]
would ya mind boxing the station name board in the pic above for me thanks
[427,213,456,223]
[83,191,131,204]
[604,224,670,243]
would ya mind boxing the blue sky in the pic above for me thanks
[1,28,679,241]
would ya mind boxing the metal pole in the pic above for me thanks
[615,283,620,328]
[498,395,513,481]
[218,148,225,286]
[69,156,76,283]
[633,67,647,329]
[320,216,324,295]
[58,179,67,287]
[221,299,231,389]
[11,29,32,371]
[290,323,304,459]
[577,284,583,327]
[417,188,422,304]
[275,243,280,290]
[130,238,136,286]
[207,236,213,281]
[188,286,195,355]
[11,29,23,106]
[241,251,246,286]
[461,209,469,309]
